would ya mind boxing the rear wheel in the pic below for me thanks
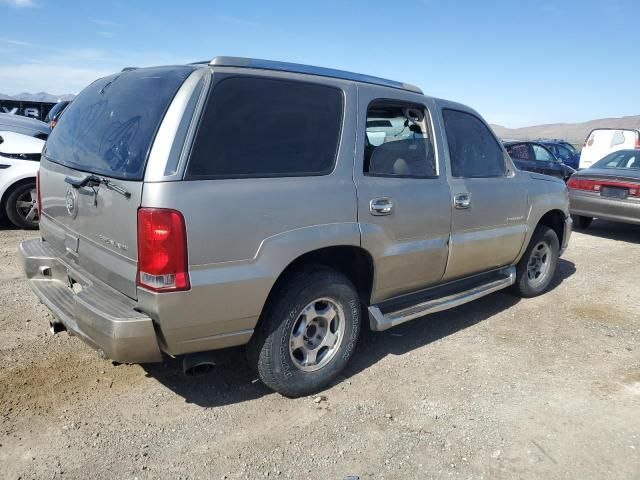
[512,225,559,298]
[5,182,39,229]
[571,214,593,230]
[247,267,361,397]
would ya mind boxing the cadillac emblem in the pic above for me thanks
[65,188,78,218]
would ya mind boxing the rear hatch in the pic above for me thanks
[39,66,195,299]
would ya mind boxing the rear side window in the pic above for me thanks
[45,66,194,180]
[443,109,506,178]
[186,77,343,179]
[507,144,532,161]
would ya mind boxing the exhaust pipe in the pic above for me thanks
[49,321,66,334]
[182,351,216,376]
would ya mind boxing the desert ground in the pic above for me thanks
[1,220,639,479]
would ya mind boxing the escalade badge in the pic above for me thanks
[65,188,78,218]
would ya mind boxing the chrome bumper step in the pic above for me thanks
[368,266,516,331]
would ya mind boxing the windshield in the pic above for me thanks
[592,150,640,170]
[44,66,194,180]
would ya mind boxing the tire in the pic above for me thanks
[4,182,39,230]
[571,214,593,230]
[247,267,361,397]
[512,225,560,298]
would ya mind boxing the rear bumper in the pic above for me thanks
[570,191,640,225]
[19,238,162,363]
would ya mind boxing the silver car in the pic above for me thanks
[20,57,572,397]
[569,149,640,228]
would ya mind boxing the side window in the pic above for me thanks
[532,145,554,162]
[442,109,506,178]
[507,144,532,161]
[186,76,343,179]
[364,101,436,178]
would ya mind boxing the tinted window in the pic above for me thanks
[532,144,554,162]
[187,77,343,179]
[507,144,532,161]
[45,66,193,180]
[443,109,505,178]
[364,101,436,177]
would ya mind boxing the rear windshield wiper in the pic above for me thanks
[65,174,131,199]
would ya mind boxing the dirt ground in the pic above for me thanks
[0,220,638,480]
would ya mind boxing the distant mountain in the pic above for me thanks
[491,115,640,146]
[0,92,75,102]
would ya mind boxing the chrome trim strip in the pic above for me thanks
[144,68,208,182]
[368,266,516,331]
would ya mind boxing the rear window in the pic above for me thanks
[593,150,640,170]
[44,66,194,180]
[186,76,343,179]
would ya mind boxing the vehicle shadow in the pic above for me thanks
[142,259,576,408]
[575,220,640,244]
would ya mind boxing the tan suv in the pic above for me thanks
[20,57,572,397]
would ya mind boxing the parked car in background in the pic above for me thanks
[504,141,576,181]
[568,149,639,228]
[0,112,50,140]
[44,100,71,129]
[20,57,572,397]
[0,131,43,229]
[579,128,640,169]
[535,139,580,169]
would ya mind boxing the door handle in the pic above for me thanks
[454,193,471,209]
[370,197,394,216]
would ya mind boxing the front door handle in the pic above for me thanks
[370,197,394,216]
[454,193,471,209]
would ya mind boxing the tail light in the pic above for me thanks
[50,120,57,129]
[635,136,640,149]
[36,169,42,218]
[567,177,640,197]
[137,208,189,292]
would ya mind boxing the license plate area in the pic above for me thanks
[601,186,628,199]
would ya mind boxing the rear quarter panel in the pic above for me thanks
[139,77,360,355]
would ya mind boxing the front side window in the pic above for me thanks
[364,101,436,178]
[532,144,554,162]
[553,144,573,161]
[186,76,343,179]
[442,109,505,178]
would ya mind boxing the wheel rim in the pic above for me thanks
[289,297,346,373]
[15,188,39,224]
[527,241,552,288]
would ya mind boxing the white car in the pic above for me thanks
[580,128,640,169]
[0,131,44,229]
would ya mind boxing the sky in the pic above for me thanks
[0,0,638,127]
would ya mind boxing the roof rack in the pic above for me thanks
[207,56,423,94]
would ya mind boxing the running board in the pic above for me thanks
[368,266,516,332]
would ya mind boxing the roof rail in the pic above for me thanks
[208,56,423,94]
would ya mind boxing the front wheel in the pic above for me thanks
[5,182,39,229]
[247,267,361,397]
[512,225,560,298]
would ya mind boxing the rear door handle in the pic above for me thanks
[370,197,394,216]
[454,193,471,209]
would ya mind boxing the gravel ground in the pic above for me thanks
[0,220,639,480]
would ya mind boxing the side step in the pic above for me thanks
[368,267,516,331]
